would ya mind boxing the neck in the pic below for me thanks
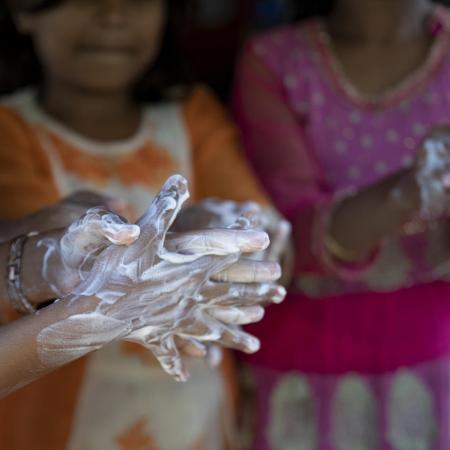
[327,0,433,43]
[40,80,140,141]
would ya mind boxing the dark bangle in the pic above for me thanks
[6,232,38,315]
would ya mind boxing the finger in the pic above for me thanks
[164,229,269,256]
[175,336,208,358]
[132,253,239,292]
[176,316,261,354]
[137,175,189,233]
[202,283,287,307]
[149,336,189,382]
[97,213,140,246]
[125,175,189,262]
[60,208,138,268]
[212,259,281,283]
[173,313,260,354]
[265,220,291,262]
[208,306,265,325]
[69,207,138,244]
[216,326,261,354]
[158,254,239,285]
[190,254,240,283]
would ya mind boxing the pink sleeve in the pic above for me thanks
[232,41,374,279]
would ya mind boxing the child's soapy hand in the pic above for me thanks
[413,126,450,220]
[173,199,264,231]
[391,126,450,222]
[175,199,291,263]
[388,126,450,226]
[36,176,286,381]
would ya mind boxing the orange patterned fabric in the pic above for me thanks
[115,417,160,450]
[46,132,179,189]
[0,108,59,220]
[0,85,268,450]
[184,87,269,204]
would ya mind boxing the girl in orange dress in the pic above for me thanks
[0,1,274,449]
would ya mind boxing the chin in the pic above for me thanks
[72,71,141,94]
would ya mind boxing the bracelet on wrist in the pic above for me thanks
[324,233,365,263]
[6,231,39,315]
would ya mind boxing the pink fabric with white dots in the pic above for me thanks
[233,6,450,450]
[233,6,450,296]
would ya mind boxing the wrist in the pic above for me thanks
[21,231,60,306]
[325,231,368,263]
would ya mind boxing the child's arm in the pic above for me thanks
[0,279,91,399]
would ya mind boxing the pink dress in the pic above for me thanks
[233,5,450,450]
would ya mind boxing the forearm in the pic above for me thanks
[0,297,91,398]
[0,202,91,244]
[0,229,98,397]
[0,215,53,243]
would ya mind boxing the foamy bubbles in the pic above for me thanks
[37,175,286,381]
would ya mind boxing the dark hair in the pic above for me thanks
[0,0,191,101]
[294,0,446,21]
[294,0,334,21]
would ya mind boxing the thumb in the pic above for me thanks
[61,208,140,268]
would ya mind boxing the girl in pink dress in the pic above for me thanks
[233,1,450,449]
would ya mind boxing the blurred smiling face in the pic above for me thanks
[17,0,168,92]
